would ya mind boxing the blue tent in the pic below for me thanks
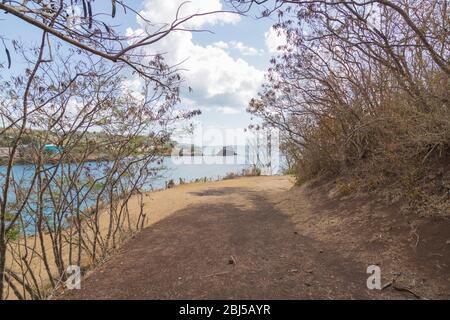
[44,144,63,153]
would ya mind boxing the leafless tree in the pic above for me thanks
[0,0,235,82]
[0,0,221,299]
[245,1,449,208]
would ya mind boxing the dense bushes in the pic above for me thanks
[249,1,449,215]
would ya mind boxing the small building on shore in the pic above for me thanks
[217,146,237,156]
[176,145,203,156]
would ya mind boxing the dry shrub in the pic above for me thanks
[249,1,449,216]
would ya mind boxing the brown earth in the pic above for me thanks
[62,176,450,300]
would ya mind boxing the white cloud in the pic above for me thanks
[213,40,263,56]
[217,106,241,114]
[122,78,144,100]
[264,26,288,53]
[139,0,240,29]
[229,41,263,56]
[212,41,229,50]
[131,0,265,117]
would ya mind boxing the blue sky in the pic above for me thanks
[1,0,284,143]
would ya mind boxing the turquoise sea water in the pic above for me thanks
[0,152,250,232]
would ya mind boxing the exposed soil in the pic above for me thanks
[62,176,450,300]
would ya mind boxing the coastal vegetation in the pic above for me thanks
[0,0,204,299]
[0,0,448,301]
[0,128,175,164]
[240,0,449,216]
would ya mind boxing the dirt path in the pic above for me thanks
[62,176,448,299]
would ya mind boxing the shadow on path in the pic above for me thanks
[63,187,379,299]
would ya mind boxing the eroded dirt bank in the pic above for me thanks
[62,176,449,299]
